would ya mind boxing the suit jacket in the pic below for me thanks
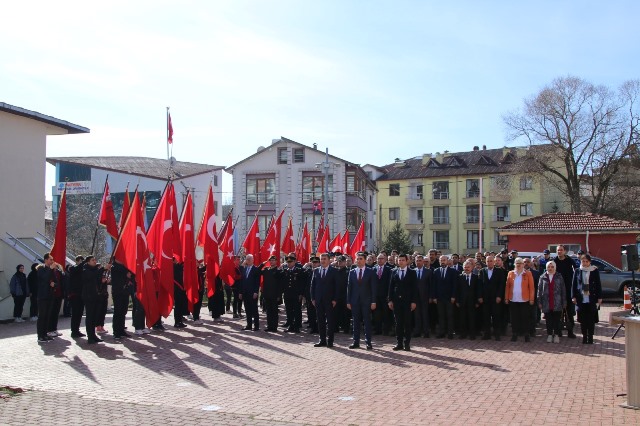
[505,270,535,302]
[456,273,481,304]
[571,267,602,304]
[388,268,418,305]
[480,267,507,302]
[430,266,457,301]
[413,266,432,303]
[240,264,262,295]
[347,266,377,306]
[373,264,392,300]
[310,265,339,304]
[261,266,282,300]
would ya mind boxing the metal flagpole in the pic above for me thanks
[91,174,110,254]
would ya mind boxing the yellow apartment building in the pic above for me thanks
[375,146,565,254]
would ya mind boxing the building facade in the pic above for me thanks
[376,146,566,255]
[225,137,377,254]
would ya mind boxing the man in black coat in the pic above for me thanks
[388,254,418,351]
[310,253,339,347]
[67,256,86,338]
[554,245,577,338]
[239,254,262,331]
[412,255,432,338]
[334,255,350,334]
[373,253,393,335]
[173,260,188,328]
[524,257,541,337]
[430,255,457,339]
[260,255,282,332]
[455,260,482,339]
[280,253,306,332]
[36,253,61,343]
[346,252,377,349]
[82,256,110,344]
[111,260,133,339]
[479,255,507,340]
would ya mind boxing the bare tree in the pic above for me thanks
[504,76,640,214]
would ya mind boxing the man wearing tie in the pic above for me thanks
[310,253,339,347]
[239,254,262,331]
[412,255,432,338]
[347,252,377,350]
[455,259,482,339]
[431,255,457,339]
[373,253,392,336]
[480,255,506,340]
[388,254,418,351]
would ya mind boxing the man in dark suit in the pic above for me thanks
[239,254,262,331]
[455,259,482,339]
[412,255,432,338]
[431,255,457,339]
[347,252,377,349]
[524,257,541,337]
[480,255,506,340]
[451,254,463,273]
[388,254,418,351]
[334,255,350,334]
[310,253,339,347]
[373,253,393,336]
[261,255,282,332]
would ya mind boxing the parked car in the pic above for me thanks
[568,255,639,298]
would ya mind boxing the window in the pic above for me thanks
[495,205,509,221]
[369,223,373,238]
[433,231,449,249]
[389,184,400,196]
[466,179,480,198]
[303,213,334,232]
[389,208,399,221]
[347,208,366,232]
[213,201,218,215]
[466,205,480,223]
[548,244,581,255]
[293,148,304,163]
[490,175,511,192]
[433,206,449,224]
[520,202,534,216]
[302,175,333,203]
[416,185,423,199]
[346,175,355,194]
[520,176,533,190]
[246,177,276,204]
[277,147,288,164]
[213,174,218,186]
[417,234,423,246]
[417,209,424,224]
[369,195,373,210]
[433,181,449,199]
[467,230,480,249]
[58,163,91,182]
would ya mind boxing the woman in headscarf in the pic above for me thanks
[537,261,566,343]
[571,254,602,344]
[10,264,28,322]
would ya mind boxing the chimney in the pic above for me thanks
[422,153,432,165]
[313,143,317,150]
[473,146,479,151]
[482,145,486,150]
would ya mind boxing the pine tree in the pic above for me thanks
[382,222,413,255]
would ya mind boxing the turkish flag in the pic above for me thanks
[218,213,236,285]
[281,217,295,255]
[260,209,284,265]
[341,229,350,255]
[118,187,130,232]
[197,184,219,297]
[242,215,261,261]
[168,185,182,262]
[179,192,199,312]
[146,183,177,317]
[50,187,67,265]
[349,220,366,259]
[315,215,324,244]
[114,191,160,327]
[168,112,174,144]
[99,180,118,239]
[295,222,309,263]
[329,233,342,254]
[317,224,330,254]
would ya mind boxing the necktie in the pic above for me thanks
[468,275,471,286]
[400,270,404,280]
[246,267,251,278]
[377,267,382,279]
[321,268,325,278]
[358,268,363,281]
[418,269,421,280]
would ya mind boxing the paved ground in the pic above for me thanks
[1,303,639,425]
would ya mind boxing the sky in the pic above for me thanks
[2,1,639,203]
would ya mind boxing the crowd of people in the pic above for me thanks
[11,244,603,349]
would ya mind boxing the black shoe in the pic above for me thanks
[327,342,334,348]
[392,345,403,351]
[510,335,518,342]
[233,314,239,319]
[242,326,252,331]
[310,329,318,334]
[343,329,351,334]
[587,336,594,344]
[495,336,501,341]
[348,343,360,349]
[282,322,290,328]
[412,333,421,338]
[285,326,294,332]
[568,332,577,339]
[459,334,467,340]
[45,336,54,341]
[153,325,166,331]
[314,341,327,347]
[293,328,300,333]
[423,333,430,338]
[71,332,86,338]
[366,343,373,350]
[447,334,454,339]
[174,323,187,328]
[524,335,530,342]
[481,334,491,340]
[469,335,476,340]
[37,337,49,343]
[121,332,132,338]
[88,338,103,344]
[253,327,259,331]
[436,334,445,339]
[582,336,588,344]
[403,346,411,351]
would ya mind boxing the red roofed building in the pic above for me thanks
[498,213,640,268]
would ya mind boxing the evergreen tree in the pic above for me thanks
[381,222,413,255]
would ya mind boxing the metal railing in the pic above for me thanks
[434,241,450,249]
[466,216,480,223]
[246,192,276,205]
[4,232,43,262]
[432,191,449,200]
[466,190,480,198]
[433,216,449,224]
[491,215,511,222]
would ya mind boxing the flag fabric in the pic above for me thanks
[99,180,118,239]
[341,229,350,255]
[50,187,67,264]
[196,184,219,297]
[281,217,295,255]
[167,112,174,144]
[146,183,177,317]
[179,192,199,312]
[303,223,312,262]
[168,184,182,262]
[140,194,149,231]
[315,215,324,244]
[114,191,160,327]
[118,186,130,232]
[349,220,366,259]
[218,213,237,285]
[295,222,309,263]
[260,209,284,265]
[317,224,330,254]
[242,215,261,261]
[329,233,342,254]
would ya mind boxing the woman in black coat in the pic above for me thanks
[9,264,28,322]
[571,254,602,344]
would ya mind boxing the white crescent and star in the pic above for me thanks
[161,219,173,260]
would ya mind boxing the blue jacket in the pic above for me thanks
[430,266,458,300]
[310,265,339,304]
[347,266,377,306]
[571,267,602,306]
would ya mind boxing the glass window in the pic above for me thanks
[293,148,304,163]
[520,202,534,216]
[417,209,423,223]
[277,148,288,164]
[389,208,399,220]
[302,175,333,203]
[213,201,218,215]
[417,234,423,246]
[433,231,449,249]
[432,181,449,199]
[347,208,367,232]
[466,205,480,223]
[416,185,423,199]
[467,230,479,249]
[389,184,400,196]
[495,205,509,221]
[433,206,449,224]
[520,176,533,190]
[466,179,480,198]
[246,215,271,240]
[58,163,91,182]
[213,175,218,187]
[246,177,276,204]
[346,175,355,193]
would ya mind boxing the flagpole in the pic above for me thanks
[91,174,109,255]
[166,107,170,162]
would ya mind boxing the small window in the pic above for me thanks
[277,148,288,164]
[520,202,534,216]
[213,174,218,187]
[520,176,533,190]
[389,184,400,196]
[389,208,399,220]
[417,209,424,223]
[213,201,218,215]
[416,185,423,199]
[466,179,480,198]
[417,234,423,245]
[293,148,304,163]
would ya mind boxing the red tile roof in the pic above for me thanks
[500,213,640,232]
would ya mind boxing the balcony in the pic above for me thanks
[463,216,483,229]
[466,241,482,250]
[405,221,424,231]
[246,192,276,205]
[489,240,508,253]
[429,192,450,206]
[405,195,424,207]
[490,214,511,228]
[488,191,511,202]
[429,216,451,230]
[462,193,486,204]
[434,241,450,250]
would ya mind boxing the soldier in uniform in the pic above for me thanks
[334,255,350,334]
[280,253,305,333]
[261,255,282,332]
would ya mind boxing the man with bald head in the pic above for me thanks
[239,254,262,331]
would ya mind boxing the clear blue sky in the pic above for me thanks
[2,1,638,203]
